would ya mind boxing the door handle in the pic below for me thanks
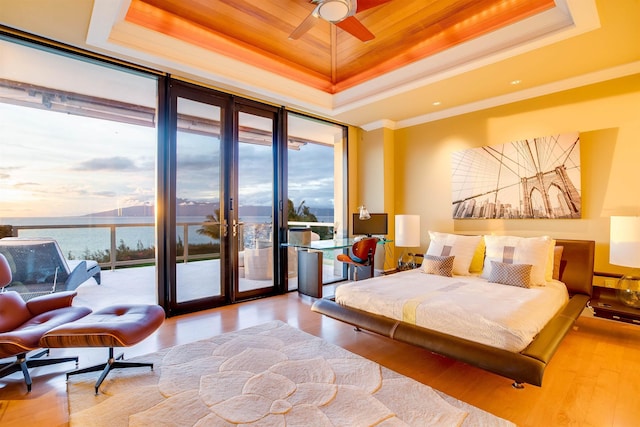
[222,219,228,237]
[232,219,239,237]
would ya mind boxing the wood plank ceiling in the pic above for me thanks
[126,0,556,94]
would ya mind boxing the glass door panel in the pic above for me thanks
[175,97,222,303]
[236,111,275,297]
[286,113,347,289]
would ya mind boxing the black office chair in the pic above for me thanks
[336,237,378,281]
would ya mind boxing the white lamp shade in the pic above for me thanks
[610,216,640,268]
[395,215,420,247]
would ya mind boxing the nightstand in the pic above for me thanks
[590,286,640,325]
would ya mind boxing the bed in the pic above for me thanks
[311,237,595,387]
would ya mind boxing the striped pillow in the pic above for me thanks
[422,255,455,277]
[488,261,532,288]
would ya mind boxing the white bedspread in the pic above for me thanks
[334,269,569,352]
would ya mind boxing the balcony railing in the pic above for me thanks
[6,221,335,271]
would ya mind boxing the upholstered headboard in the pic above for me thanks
[555,239,595,297]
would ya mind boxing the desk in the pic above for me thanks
[283,238,390,298]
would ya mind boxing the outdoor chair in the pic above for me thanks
[0,238,101,300]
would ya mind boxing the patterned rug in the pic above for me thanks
[67,321,514,426]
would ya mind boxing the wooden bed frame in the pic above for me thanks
[311,239,595,387]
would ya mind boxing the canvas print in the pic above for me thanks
[451,132,581,219]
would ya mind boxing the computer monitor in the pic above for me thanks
[352,213,388,236]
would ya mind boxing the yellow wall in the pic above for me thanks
[355,127,397,270]
[367,73,640,274]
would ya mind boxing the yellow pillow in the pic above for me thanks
[469,238,485,274]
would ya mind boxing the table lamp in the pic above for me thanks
[609,216,640,308]
[358,205,370,220]
[395,215,420,270]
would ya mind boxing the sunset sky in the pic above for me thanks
[0,103,335,221]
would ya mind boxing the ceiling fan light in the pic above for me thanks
[317,0,351,22]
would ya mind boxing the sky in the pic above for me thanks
[0,103,336,220]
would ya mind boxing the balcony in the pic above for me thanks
[1,220,345,309]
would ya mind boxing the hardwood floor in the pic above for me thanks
[1,292,639,427]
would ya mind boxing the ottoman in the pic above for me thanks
[40,304,165,394]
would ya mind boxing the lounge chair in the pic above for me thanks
[0,238,101,300]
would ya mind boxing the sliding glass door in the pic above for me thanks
[234,105,278,300]
[174,97,224,303]
[161,83,279,313]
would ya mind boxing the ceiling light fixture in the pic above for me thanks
[317,0,353,23]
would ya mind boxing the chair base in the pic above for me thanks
[66,347,153,394]
[0,349,79,392]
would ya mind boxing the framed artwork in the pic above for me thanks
[451,132,581,219]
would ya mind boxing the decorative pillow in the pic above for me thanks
[469,237,486,274]
[425,232,482,275]
[481,235,555,286]
[488,261,532,288]
[552,246,564,280]
[422,255,455,277]
[544,238,557,281]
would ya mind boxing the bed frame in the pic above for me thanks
[311,239,595,387]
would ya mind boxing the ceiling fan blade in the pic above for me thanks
[335,16,375,41]
[289,10,318,40]
[355,0,392,13]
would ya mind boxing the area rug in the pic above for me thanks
[67,320,514,426]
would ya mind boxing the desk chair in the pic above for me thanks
[336,237,378,281]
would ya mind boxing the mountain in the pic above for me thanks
[86,202,332,218]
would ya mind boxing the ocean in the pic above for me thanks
[2,215,334,260]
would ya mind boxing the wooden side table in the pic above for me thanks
[590,286,640,325]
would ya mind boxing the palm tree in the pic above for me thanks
[287,199,318,222]
[197,209,221,240]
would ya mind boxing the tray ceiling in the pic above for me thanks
[126,0,555,94]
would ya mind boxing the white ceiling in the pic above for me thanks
[1,0,639,129]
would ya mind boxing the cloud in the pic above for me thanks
[13,181,42,189]
[72,156,139,171]
[92,190,117,198]
[177,154,219,171]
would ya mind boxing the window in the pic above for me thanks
[0,38,158,274]
[286,112,347,286]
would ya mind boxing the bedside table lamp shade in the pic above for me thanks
[395,215,420,247]
[609,216,640,308]
[395,215,420,269]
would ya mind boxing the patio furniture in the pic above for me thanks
[0,253,93,392]
[41,303,165,394]
[0,238,101,300]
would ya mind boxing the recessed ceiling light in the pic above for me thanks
[510,79,521,85]
[432,101,441,106]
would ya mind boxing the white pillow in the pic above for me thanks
[481,235,555,286]
[425,232,482,275]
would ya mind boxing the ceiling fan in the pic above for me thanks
[289,0,392,42]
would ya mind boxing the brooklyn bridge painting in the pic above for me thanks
[451,132,581,219]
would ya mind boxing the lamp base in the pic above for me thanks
[397,252,417,271]
[616,275,640,309]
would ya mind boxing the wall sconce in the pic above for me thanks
[358,205,371,220]
[609,216,640,308]
[395,214,420,269]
